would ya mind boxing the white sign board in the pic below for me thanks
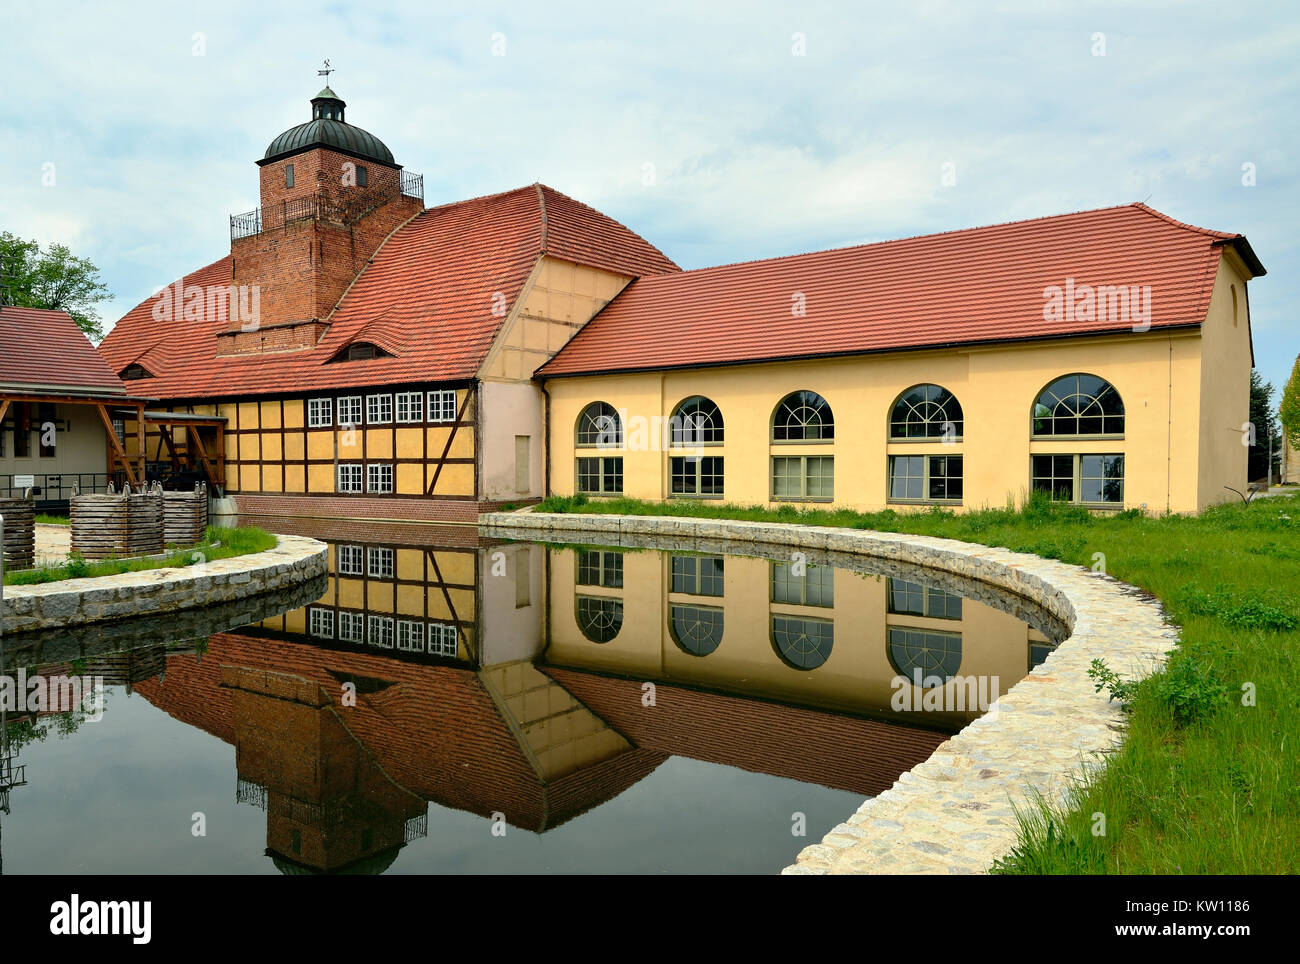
[12,474,34,488]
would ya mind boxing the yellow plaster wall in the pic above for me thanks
[546,330,1210,513]
[1195,253,1255,505]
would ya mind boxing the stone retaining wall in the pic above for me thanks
[2,533,327,633]
[480,511,1180,875]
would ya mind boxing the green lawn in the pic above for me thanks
[531,492,1300,874]
[5,525,277,586]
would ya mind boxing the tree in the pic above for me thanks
[1281,355,1300,454]
[1248,369,1281,482]
[0,231,112,340]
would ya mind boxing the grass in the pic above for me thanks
[4,525,277,586]
[35,514,70,525]
[532,491,1300,874]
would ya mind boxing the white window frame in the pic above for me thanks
[307,398,333,428]
[397,620,425,652]
[429,622,458,657]
[308,606,335,638]
[368,615,394,649]
[428,389,457,423]
[366,393,393,425]
[337,395,362,428]
[337,463,363,493]
[395,391,424,423]
[338,611,364,643]
[337,544,364,575]
[367,463,394,494]
[367,546,395,579]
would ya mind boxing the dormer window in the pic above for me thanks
[327,341,393,363]
[120,363,152,380]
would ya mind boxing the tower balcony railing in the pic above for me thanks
[230,169,425,241]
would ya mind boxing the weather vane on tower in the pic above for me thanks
[318,59,333,82]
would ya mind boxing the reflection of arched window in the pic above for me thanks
[771,614,833,670]
[888,627,962,684]
[890,384,964,439]
[1032,374,1124,436]
[576,402,623,447]
[670,604,724,656]
[671,396,724,445]
[577,596,623,643]
[772,391,834,441]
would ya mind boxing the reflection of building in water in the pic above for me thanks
[123,523,1063,870]
[550,547,1057,729]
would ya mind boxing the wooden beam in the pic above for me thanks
[186,425,220,486]
[95,402,138,487]
[426,384,474,496]
[136,404,146,485]
[0,398,10,428]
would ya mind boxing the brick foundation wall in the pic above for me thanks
[231,493,537,523]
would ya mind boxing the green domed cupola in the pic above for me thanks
[259,85,396,167]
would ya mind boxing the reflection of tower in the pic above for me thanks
[223,665,427,874]
[0,636,30,876]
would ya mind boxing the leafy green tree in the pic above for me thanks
[1248,369,1281,482]
[0,231,112,340]
[1281,355,1300,452]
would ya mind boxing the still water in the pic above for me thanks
[0,519,1068,874]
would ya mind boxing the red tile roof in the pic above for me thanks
[98,184,677,400]
[539,203,1263,378]
[0,305,127,395]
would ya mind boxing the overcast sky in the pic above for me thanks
[2,0,1296,393]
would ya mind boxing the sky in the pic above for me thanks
[1,0,1297,395]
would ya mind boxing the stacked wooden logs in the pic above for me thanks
[0,497,36,570]
[162,486,209,547]
[70,486,164,559]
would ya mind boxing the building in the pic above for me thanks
[100,85,1266,519]
[540,203,1265,514]
[98,85,676,523]
[0,305,148,505]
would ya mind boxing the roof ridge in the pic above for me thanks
[1128,202,1236,240]
[640,202,1187,282]
[419,183,538,216]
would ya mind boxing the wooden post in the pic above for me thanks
[95,402,138,487]
[136,404,146,486]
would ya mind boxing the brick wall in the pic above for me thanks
[232,493,537,523]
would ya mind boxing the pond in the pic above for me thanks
[0,518,1069,874]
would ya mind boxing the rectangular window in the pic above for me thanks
[576,456,623,495]
[37,403,56,458]
[886,578,963,620]
[1032,454,1124,506]
[366,394,392,425]
[285,163,294,188]
[336,463,363,493]
[515,435,531,492]
[337,396,362,428]
[397,620,425,653]
[671,555,724,597]
[338,611,364,643]
[356,165,368,188]
[889,455,963,502]
[308,607,335,638]
[577,550,623,588]
[13,403,30,458]
[772,455,834,500]
[367,546,395,578]
[670,456,724,498]
[366,463,394,493]
[112,418,126,443]
[368,615,394,649]
[771,561,834,607]
[428,389,457,423]
[395,391,423,423]
[308,398,333,428]
[337,544,364,575]
[429,622,458,657]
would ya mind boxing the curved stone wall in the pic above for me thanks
[2,534,328,633]
[480,511,1180,875]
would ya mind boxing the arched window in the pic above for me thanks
[1032,374,1124,436]
[670,605,724,656]
[772,391,834,441]
[771,614,834,670]
[576,402,623,447]
[890,384,963,439]
[670,396,724,445]
[576,596,623,643]
[888,627,962,685]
